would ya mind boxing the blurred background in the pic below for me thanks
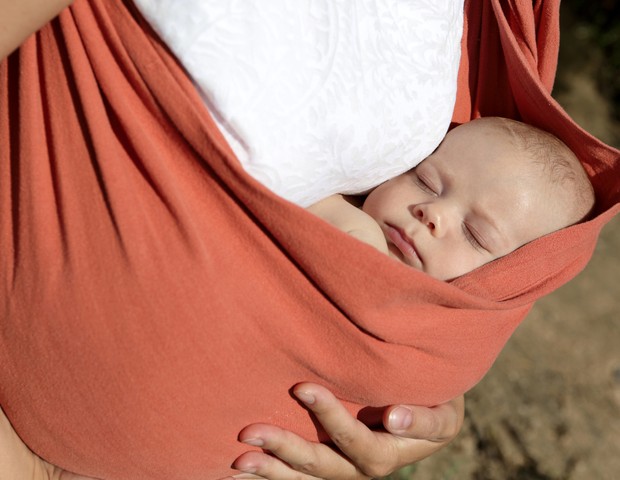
[388,2,620,479]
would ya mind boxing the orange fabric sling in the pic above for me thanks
[0,0,618,478]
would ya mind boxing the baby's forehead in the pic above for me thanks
[431,117,593,233]
[423,137,525,178]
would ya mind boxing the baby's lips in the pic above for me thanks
[386,224,421,266]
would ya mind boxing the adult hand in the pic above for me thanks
[229,383,464,480]
[0,406,96,480]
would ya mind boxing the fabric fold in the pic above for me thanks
[0,0,618,478]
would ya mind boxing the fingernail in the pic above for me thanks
[241,437,264,447]
[295,390,316,405]
[388,406,413,431]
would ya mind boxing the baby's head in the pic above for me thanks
[363,117,595,280]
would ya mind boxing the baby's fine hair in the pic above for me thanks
[489,117,595,222]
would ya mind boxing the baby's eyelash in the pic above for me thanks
[414,173,437,194]
[462,224,485,252]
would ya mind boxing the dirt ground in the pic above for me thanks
[389,9,620,480]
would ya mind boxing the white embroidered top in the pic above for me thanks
[134,0,464,206]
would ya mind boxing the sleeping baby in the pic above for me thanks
[308,117,595,280]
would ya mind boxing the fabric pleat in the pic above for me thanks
[0,0,618,478]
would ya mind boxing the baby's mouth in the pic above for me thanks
[385,224,421,266]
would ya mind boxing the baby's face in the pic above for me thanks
[363,120,576,280]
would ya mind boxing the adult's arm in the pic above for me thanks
[230,383,465,480]
[0,0,73,60]
[0,406,92,480]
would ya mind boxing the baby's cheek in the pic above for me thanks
[437,251,483,281]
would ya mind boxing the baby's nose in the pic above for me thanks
[412,203,447,237]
